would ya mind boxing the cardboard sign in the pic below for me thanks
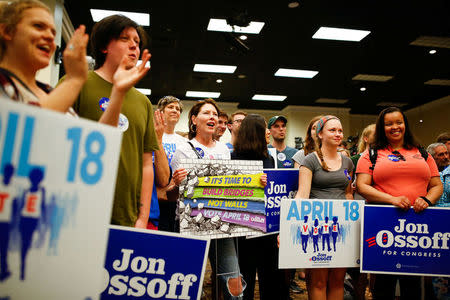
[178,159,266,239]
[101,226,209,300]
[0,100,121,299]
[361,205,450,277]
[279,199,363,268]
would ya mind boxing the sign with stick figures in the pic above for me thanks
[0,100,122,299]
[279,199,364,268]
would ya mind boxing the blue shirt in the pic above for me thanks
[437,165,450,207]
[268,145,298,168]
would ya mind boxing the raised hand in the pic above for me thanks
[63,25,89,83]
[112,49,151,93]
[153,109,165,143]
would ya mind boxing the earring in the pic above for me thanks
[190,123,196,132]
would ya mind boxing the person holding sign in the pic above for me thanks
[356,107,442,300]
[295,115,354,300]
[171,99,244,300]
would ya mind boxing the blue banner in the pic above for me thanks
[264,169,299,232]
[361,205,450,276]
[101,226,209,300]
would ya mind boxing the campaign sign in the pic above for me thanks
[178,159,267,239]
[101,226,209,300]
[264,169,298,233]
[361,205,450,276]
[279,199,363,268]
[0,100,122,299]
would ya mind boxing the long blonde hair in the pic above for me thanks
[0,0,51,60]
[357,124,375,153]
[315,115,340,171]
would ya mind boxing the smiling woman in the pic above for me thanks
[0,0,89,113]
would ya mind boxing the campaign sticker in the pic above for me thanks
[195,147,205,158]
[344,169,351,180]
[282,160,293,167]
[118,114,129,132]
[388,155,400,162]
[277,152,286,161]
[99,97,110,111]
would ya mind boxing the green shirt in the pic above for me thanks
[70,71,159,226]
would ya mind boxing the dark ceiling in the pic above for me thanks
[64,0,450,114]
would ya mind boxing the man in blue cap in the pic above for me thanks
[268,115,298,168]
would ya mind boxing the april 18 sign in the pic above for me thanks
[0,100,122,299]
[361,205,450,277]
[279,199,363,269]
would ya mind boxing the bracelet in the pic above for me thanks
[420,196,432,206]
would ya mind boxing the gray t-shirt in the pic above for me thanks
[292,149,305,166]
[301,153,354,200]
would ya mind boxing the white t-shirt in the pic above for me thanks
[162,133,187,166]
[171,138,231,171]
[0,184,15,222]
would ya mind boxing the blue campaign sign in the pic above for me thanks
[361,205,450,277]
[101,226,210,300]
[264,169,299,232]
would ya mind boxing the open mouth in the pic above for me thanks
[206,121,215,129]
[37,44,51,55]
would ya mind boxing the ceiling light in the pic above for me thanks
[216,79,223,83]
[186,91,220,98]
[288,1,300,8]
[312,26,370,42]
[207,18,265,34]
[238,74,246,79]
[360,87,366,91]
[252,94,287,101]
[239,35,247,40]
[315,98,348,104]
[136,88,151,95]
[193,64,237,73]
[424,79,450,86]
[429,49,437,54]
[275,68,318,78]
[90,9,150,26]
[137,60,150,68]
[352,74,393,82]
[376,102,408,107]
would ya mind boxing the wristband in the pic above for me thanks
[420,196,432,206]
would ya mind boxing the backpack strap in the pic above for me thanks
[187,141,203,159]
[369,147,378,170]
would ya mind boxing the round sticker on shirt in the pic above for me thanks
[98,97,110,111]
[388,155,400,162]
[195,147,205,158]
[118,113,129,132]
[344,169,351,181]
[277,152,286,162]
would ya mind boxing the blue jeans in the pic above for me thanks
[209,238,246,300]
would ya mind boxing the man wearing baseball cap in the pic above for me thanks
[268,115,298,168]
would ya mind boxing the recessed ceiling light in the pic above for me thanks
[252,94,287,101]
[186,91,220,98]
[216,79,223,83]
[360,87,367,91]
[239,35,247,40]
[275,68,318,78]
[193,64,237,74]
[352,74,393,82]
[288,1,300,8]
[315,98,348,104]
[312,26,370,42]
[207,18,265,34]
[429,49,437,54]
[136,88,151,95]
[90,9,150,26]
[238,74,246,79]
[137,60,150,68]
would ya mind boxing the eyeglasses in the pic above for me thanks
[392,150,406,161]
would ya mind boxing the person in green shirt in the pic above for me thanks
[70,15,157,228]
